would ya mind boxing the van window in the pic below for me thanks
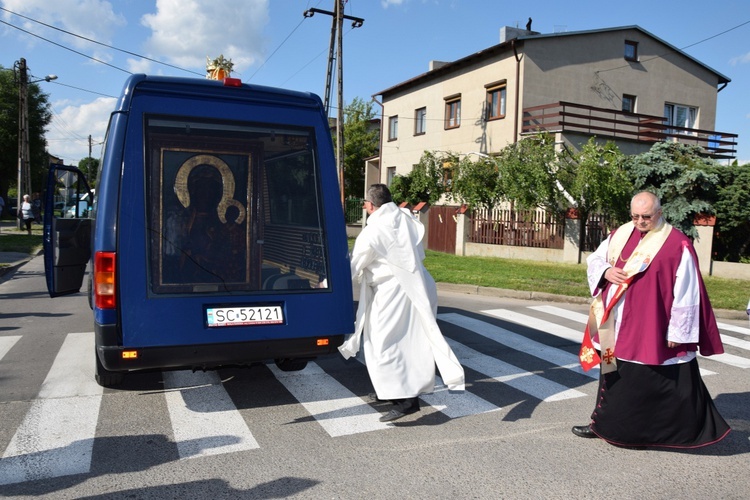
[145,116,329,294]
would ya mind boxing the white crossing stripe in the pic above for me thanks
[0,332,102,486]
[483,308,584,343]
[716,321,750,337]
[439,312,598,379]
[701,352,750,369]
[445,338,587,402]
[526,305,732,373]
[268,362,392,436]
[0,336,21,361]
[528,305,589,324]
[352,351,501,419]
[163,371,260,459]
[717,333,750,352]
[420,376,502,418]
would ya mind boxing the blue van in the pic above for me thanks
[43,75,354,387]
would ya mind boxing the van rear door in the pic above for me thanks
[43,165,93,297]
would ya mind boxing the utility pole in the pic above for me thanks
[87,135,93,183]
[15,58,28,230]
[14,59,57,229]
[303,2,364,205]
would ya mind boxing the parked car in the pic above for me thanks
[64,200,92,218]
[6,198,18,218]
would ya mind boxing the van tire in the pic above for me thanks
[95,352,124,387]
[274,358,309,372]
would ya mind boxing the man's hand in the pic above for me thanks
[604,267,628,285]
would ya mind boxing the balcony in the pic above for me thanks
[522,102,737,160]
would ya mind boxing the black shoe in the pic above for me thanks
[367,392,384,402]
[571,425,598,438]
[379,409,407,422]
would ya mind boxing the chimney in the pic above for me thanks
[429,60,450,71]
[500,25,538,43]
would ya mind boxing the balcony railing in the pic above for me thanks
[522,101,737,160]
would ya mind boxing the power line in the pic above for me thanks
[596,19,750,75]
[247,17,309,82]
[0,6,202,77]
[47,80,117,99]
[0,18,132,75]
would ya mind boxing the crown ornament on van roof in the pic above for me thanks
[206,55,234,80]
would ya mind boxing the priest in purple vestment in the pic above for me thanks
[572,191,730,448]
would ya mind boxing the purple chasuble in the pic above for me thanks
[604,227,723,365]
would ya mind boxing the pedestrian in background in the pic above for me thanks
[20,194,33,235]
[31,192,42,224]
[574,191,730,448]
[339,184,465,422]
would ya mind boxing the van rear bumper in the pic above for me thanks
[95,323,346,372]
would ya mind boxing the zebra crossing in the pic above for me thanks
[1,305,748,485]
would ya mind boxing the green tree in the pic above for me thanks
[387,151,446,205]
[624,142,719,238]
[78,157,100,187]
[333,97,379,199]
[388,174,413,205]
[496,133,561,213]
[558,137,632,225]
[0,65,53,206]
[409,150,447,204]
[449,153,503,210]
[556,138,632,260]
[707,161,750,262]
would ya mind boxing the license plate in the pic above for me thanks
[206,305,284,327]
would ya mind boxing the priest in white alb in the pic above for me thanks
[339,184,465,422]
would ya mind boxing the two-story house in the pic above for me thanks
[368,25,736,190]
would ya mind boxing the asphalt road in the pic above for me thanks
[0,255,749,499]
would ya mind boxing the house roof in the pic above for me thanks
[374,25,730,98]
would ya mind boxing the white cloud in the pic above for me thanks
[126,57,154,75]
[729,52,750,66]
[47,97,116,164]
[1,0,126,47]
[140,0,269,74]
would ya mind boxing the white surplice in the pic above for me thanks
[339,203,465,399]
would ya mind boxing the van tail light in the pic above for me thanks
[94,251,116,309]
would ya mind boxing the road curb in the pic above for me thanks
[436,282,748,320]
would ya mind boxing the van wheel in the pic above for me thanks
[95,353,124,387]
[274,358,309,372]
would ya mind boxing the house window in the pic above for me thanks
[622,94,636,113]
[664,103,697,135]
[624,40,638,62]
[444,95,461,129]
[414,107,426,135]
[486,81,507,120]
[388,116,398,141]
[386,167,396,186]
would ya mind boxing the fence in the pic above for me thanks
[344,197,364,224]
[583,212,619,252]
[469,207,565,249]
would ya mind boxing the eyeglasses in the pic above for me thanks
[630,213,654,221]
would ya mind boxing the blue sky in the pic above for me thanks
[1,0,749,165]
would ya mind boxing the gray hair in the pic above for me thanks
[365,184,392,208]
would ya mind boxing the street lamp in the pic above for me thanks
[15,57,57,230]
